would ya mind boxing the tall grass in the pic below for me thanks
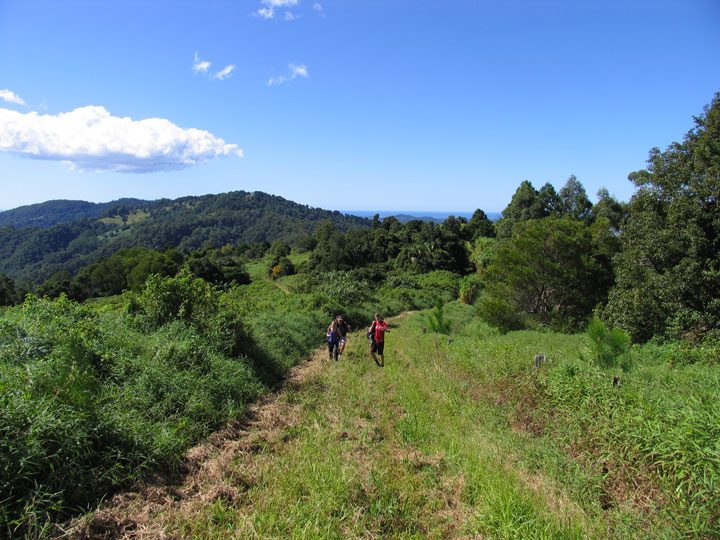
[0,268,460,537]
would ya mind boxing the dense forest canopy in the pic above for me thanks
[0,191,371,285]
[0,198,152,228]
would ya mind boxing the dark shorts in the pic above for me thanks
[370,340,385,355]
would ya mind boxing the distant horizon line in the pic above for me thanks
[340,209,502,217]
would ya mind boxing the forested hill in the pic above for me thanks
[0,190,371,284]
[0,198,152,228]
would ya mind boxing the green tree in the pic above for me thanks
[604,93,720,342]
[0,273,19,305]
[465,209,496,240]
[480,217,618,330]
[35,271,84,301]
[592,188,627,233]
[268,240,291,259]
[496,180,549,238]
[538,182,561,216]
[558,175,593,222]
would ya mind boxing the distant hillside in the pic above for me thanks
[346,211,502,223]
[0,191,371,284]
[0,198,152,228]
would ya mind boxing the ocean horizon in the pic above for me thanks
[340,210,502,222]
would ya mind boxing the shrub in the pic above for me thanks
[427,298,452,334]
[458,274,480,304]
[585,318,631,371]
[477,295,526,333]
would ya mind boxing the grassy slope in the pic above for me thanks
[71,305,614,539]
[68,303,719,539]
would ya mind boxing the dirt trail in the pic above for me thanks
[60,312,416,539]
[61,347,328,540]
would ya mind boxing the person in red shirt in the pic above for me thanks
[368,312,389,367]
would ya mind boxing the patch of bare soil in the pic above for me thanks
[58,348,328,540]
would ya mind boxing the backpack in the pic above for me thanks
[366,322,376,342]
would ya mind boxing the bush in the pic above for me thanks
[477,295,526,333]
[458,274,480,304]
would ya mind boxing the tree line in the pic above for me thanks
[2,92,719,344]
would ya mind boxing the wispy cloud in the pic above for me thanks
[0,89,25,106]
[268,63,309,86]
[213,65,236,80]
[254,0,298,19]
[192,51,211,74]
[193,52,235,80]
[0,106,242,173]
[313,3,323,12]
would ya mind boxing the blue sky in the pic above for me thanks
[1,0,718,214]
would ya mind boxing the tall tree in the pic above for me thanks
[496,181,548,238]
[604,93,720,342]
[592,188,627,233]
[466,209,496,239]
[558,175,593,222]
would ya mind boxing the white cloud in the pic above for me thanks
[268,63,309,86]
[264,0,297,6]
[0,89,25,105]
[255,6,274,18]
[193,51,211,74]
[255,0,298,19]
[214,65,236,80]
[290,63,308,78]
[0,106,242,173]
[313,3,323,11]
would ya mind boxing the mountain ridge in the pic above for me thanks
[0,190,372,284]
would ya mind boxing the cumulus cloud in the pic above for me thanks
[192,51,211,74]
[268,63,309,86]
[0,106,242,173]
[0,89,25,106]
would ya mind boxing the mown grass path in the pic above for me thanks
[66,309,612,539]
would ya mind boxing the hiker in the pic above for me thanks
[336,315,350,357]
[368,313,389,367]
[327,320,342,361]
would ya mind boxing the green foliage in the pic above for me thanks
[0,198,151,229]
[480,217,618,331]
[558,174,593,222]
[186,246,250,287]
[0,274,21,306]
[0,191,371,285]
[317,270,372,305]
[465,208,496,240]
[584,318,631,370]
[604,93,720,343]
[476,294,526,333]
[427,297,451,334]
[458,274,480,304]
[269,256,295,279]
[593,187,627,233]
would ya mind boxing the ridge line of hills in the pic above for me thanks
[0,190,495,285]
